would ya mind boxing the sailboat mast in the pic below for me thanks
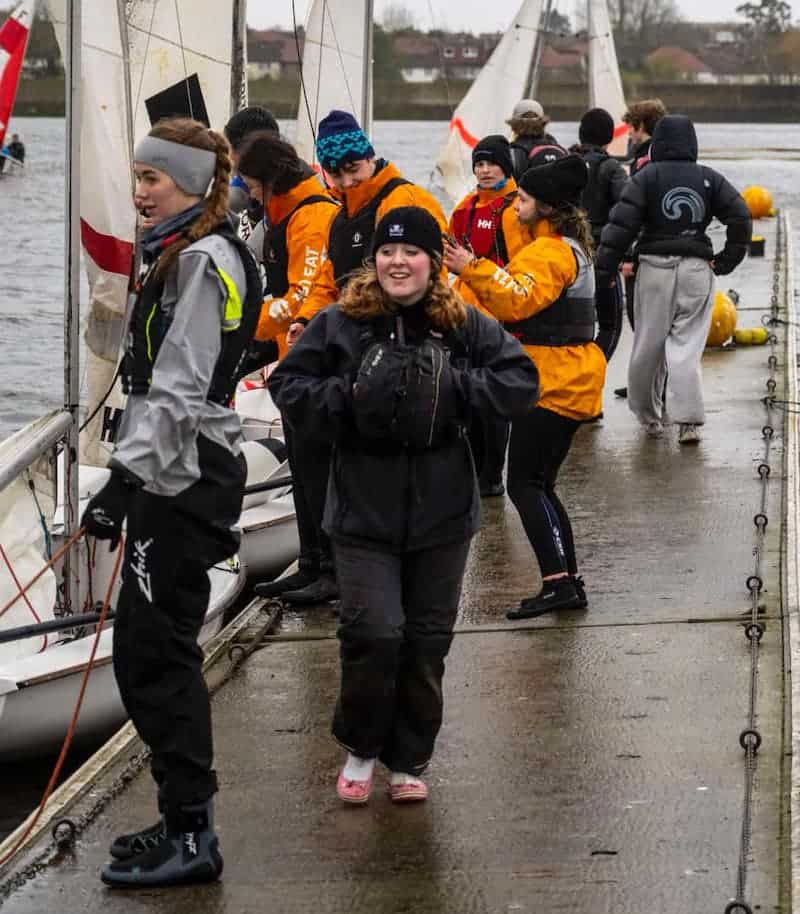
[361,0,374,135]
[231,0,248,115]
[62,0,82,614]
[524,0,552,98]
[587,0,595,104]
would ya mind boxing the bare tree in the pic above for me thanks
[608,0,680,59]
[736,0,792,80]
[380,2,416,32]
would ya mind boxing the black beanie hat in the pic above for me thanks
[519,154,588,207]
[579,107,615,147]
[472,134,514,178]
[372,206,443,259]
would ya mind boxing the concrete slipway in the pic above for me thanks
[0,215,797,914]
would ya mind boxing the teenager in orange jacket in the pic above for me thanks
[286,110,447,346]
[445,155,606,618]
[448,134,533,497]
[236,131,341,605]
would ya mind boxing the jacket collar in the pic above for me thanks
[455,178,518,212]
[341,159,404,216]
[267,173,328,224]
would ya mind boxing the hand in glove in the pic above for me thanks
[80,471,137,551]
[267,297,292,321]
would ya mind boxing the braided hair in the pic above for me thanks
[147,117,232,278]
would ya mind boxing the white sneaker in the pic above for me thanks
[678,423,701,445]
[644,420,663,438]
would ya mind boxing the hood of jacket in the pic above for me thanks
[650,115,698,163]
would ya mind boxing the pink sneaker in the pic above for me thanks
[336,771,373,805]
[388,775,428,803]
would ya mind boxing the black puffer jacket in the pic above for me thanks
[628,138,652,176]
[268,301,539,552]
[595,116,751,281]
[572,144,628,246]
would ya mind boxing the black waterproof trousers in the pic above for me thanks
[595,272,624,361]
[332,538,471,774]
[507,406,581,578]
[112,451,245,818]
[284,423,334,574]
[471,411,510,489]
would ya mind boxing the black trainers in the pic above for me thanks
[614,387,628,399]
[507,578,583,620]
[254,568,317,598]
[282,572,339,605]
[109,818,165,861]
[101,801,222,888]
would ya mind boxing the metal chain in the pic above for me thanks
[725,214,785,914]
[0,600,282,907]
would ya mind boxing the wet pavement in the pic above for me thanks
[0,220,790,913]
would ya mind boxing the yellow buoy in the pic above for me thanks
[734,327,769,345]
[741,186,774,219]
[706,290,738,347]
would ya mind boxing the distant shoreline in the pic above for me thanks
[12,76,800,123]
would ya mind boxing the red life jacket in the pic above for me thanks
[450,193,514,266]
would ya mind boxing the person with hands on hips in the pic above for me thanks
[81,117,261,889]
[444,154,606,619]
[268,206,538,807]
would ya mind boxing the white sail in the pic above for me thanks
[433,0,545,203]
[295,0,373,166]
[587,0,628,156]
[125,0,239,141]
[47,0,136,466]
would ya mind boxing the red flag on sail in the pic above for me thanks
[0,1,34,151]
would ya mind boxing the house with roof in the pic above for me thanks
[247,28,303,81]
[645,46,714,82]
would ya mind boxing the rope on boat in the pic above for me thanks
[724,214,786,914]
[0,598,282,903]
[0,534,123,871]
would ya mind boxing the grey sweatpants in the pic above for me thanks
[628,255,715,426]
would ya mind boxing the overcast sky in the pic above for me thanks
[249,0,800,32]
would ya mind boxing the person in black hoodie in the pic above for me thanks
[596,115,751,445]
[573,108,628,360]
[268,207,538,806]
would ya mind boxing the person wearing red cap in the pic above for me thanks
[445,155,606,618]
[269,206,538,806]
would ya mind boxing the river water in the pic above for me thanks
[0,117,798,839]
[0,117,799,437]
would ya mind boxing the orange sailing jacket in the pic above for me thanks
[253,174,339,354]
[448,179,533,265]
[297,161,447,323]
[457,219,606,420]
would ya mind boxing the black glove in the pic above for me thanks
[80,471,137,551]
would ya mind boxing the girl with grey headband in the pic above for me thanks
[82,117,263,889]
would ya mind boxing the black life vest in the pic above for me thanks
[351,314,469,453]
[449,193,513,266]
[503,237,596,346]
[121,219,263,407]
[328,176,411,287]
[262,194,337,296]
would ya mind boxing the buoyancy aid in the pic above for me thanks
[450,194,514,266]
[121,219,263,406]
[263,194,338,296]
[351,313,469,453]
[503,237,596,346]
[328,176,411,287]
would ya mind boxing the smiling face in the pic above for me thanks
[326,158,376,191]
[133,163,202,225]
[375,242,433,306]
[473,159,505,190]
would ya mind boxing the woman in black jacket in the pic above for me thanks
[269,206,538,805]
